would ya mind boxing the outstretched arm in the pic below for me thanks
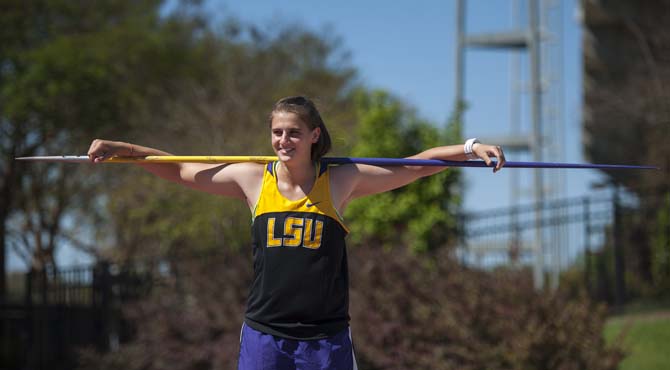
[86,140,263,202]
[330,141,505,209]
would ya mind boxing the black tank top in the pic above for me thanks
[244,161,350,340]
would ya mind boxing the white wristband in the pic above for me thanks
[464,138,480,160]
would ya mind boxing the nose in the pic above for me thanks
[279,131,290,144]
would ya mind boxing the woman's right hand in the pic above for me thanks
[87,139,128,163]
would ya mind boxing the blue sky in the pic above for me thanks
[209,0,607,210]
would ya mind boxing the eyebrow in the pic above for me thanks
[272,128,302,132]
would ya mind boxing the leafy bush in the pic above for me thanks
[78,249,252,370]
[349,246,623,370]
[79,245,622,370]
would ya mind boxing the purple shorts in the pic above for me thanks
[238,323,357,370]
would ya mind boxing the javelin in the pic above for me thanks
[14,155,658,170]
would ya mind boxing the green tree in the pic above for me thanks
[100,19,359,260]
[345,90,461,253]
[0,0,236,294]
[581,1,670,299]
[582,1,670,190]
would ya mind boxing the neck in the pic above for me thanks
[277,158,315,185]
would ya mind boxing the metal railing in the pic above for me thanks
[458,188,668,305]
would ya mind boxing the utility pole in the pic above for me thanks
[529,0,544,289]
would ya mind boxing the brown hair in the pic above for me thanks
[269,96,332,160]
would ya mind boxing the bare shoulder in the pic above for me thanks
[184,161,264,183]
[179,161,265,200]
[223,162,265,183]
[227,161,265,174]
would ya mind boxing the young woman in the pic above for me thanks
[87,96,505,370]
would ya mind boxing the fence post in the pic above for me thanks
[95,261,112,351]
[24,270,34,370]
[36,269,48,370]
[456,213,467,266]
[25,270,32,307]
[583,197,591,295]
[40,269,48,306]
[613,186,626,308]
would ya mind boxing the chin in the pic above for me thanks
[277,155,292,162]
[276,149,296,161]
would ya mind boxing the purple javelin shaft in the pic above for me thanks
[322,157,658,170]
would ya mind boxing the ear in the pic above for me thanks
[311,127,321,143]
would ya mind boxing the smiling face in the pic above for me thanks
[271,111,321,163]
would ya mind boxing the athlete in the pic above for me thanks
[87,96,505,370]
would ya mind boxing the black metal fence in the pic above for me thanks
[458,188,669,306]
[459,194,615,272]
[0,263,151,370]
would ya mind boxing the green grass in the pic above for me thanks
[604,311,670,370]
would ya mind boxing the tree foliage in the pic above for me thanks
[345,90,461,253]
[100,18,358,260]
[582,0,670,300]
[582,1,670,191]
[1,0,220,298]
[1,0,359,269]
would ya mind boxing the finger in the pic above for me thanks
[88,140,101,162]
[88,151,99,162]
[486,147,501,173]
[493,146,505,172]
[481,152,492,167]
[93,151,109,163]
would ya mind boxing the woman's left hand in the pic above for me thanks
[473,143,506,173]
